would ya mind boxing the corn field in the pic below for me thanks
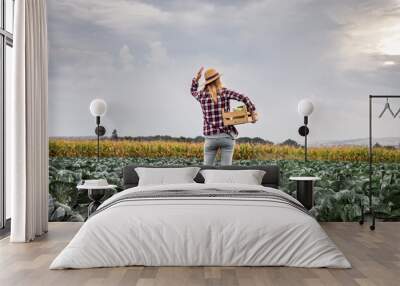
[49,139,400,162]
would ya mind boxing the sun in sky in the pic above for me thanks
[378,24,400,56]
[341,10,400,69]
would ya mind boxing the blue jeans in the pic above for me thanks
[204,136,235,166]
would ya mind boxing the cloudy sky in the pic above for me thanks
[47,0,400,143]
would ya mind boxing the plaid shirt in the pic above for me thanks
[191,78,256,136]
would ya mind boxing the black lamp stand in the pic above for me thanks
[94,116,106,161]
[298,116,310,162]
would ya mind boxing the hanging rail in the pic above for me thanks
[360,95,400,230]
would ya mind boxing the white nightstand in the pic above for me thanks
[77,184,117,217]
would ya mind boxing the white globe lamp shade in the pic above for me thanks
[297,99,314,116]
[90,99,107,117]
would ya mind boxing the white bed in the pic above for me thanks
[50,183,351,269]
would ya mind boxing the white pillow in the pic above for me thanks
[135,167,201,186]
[200,169,266,185]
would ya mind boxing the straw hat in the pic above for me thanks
[203,68,222,86]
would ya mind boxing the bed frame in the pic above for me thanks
[122,165,280,190]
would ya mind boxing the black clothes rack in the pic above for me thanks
[359,95,400,230]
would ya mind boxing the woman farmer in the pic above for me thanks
[191,67,257,166]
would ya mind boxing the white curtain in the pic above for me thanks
[9,0,49,242]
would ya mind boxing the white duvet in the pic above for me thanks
[50,183,351,269]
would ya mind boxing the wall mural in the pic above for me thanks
[47,0,400,222]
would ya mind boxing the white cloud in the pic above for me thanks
[147,41,170,67]
[50,0,171,39]
[119,45,135,71]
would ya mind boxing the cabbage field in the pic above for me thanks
[49,157,400,222]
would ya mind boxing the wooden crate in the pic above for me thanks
[222,108,257,126]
